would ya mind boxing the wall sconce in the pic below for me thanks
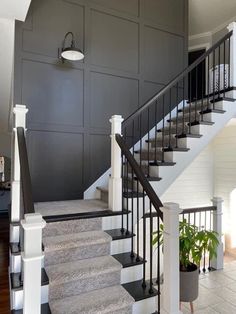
[59,32,84,62]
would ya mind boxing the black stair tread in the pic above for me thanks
[105,229,135,240]
[175,133,202,139]
[129,174,162,182]
[163,147,190,152]
[10,242,21,255]
[188,120,214,126]
[123,191,144,198]
[143,212,159,218]
[43,209,130,223]
[149,161,176,166]
[210,96,236,103]
[11,268,49,290]
[112,252,145,268]
[122,279,159,302]
[199,108,226,114]
[11,304,51,314]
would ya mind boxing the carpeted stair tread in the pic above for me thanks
[46,256,122,300]
[49,285,134,314]
[35,199,108,217]
[44,230,111,266]
[46,255,121,285]
[43,218,102,237]
[44,230,111,252]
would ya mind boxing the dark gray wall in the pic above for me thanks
[14,0,188,202]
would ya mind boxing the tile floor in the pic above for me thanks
[181,259,236,313]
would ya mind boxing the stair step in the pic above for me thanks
[11,304,51,314]
[49,285,134,314]
[175,133,202,139]
[188,120,214,126]
[43,209,129,223]
[149,161,176,167]
[43,230,111,266]
[122,279,159,302]
[163,147,190,152]
[105,229,135,241]
[11,268,49,289]
[112,252,145,268]
[210,96,236,103]
[46,255,121,301]
[199,108,226,114]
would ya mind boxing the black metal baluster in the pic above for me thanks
[131,121,135,256]
[147,108,150,176]
[223,40,226,97]
[182,77,185,134]
[168,89,172,149]
[207,55,210,110]
[142,188,146,288]
[175,83,179,147]
[162,95,165,161]
[228,37,231,88]
[124,128,129,235]
[157,215,161,314]
[203,210,207,273]
[201,60,204,121]
[136,179,140,261]
[121,153,124,234]
[149,200,153,294]
[208,210,212,271]
[213,50,216,109]
[189,72,192,134]
[218,45,221,99]
[154,100,158,162]
[195,66,198,122]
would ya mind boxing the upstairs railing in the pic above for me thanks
[12,105,45,314]
[180,197,224,273]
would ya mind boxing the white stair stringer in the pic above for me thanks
[151,100,236,198]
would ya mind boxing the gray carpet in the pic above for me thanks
[42,199,134,313]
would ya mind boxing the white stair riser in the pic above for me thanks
[132,296,157,314]
[110,238,131,255]
[10,252,44,273]
[10,284,48,310]
[121,264,143,284]
[10,224,20,243]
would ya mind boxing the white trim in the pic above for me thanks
[188,43,211,53]
[189,31,212,41]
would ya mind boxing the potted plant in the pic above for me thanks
[153,219,219,313]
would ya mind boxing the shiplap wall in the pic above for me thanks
[213,124,236,248]
[160,144,214,208]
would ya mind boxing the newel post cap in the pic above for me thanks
[21,213,46,230]
[227,22,236,32]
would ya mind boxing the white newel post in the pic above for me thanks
[109,115,124,211]
[162,203,182,314]
[227,22,236,88]
[21,213,46,314]
[211,197,224,270]
[12,105,28,223]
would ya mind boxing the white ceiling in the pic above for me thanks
[189,0,236,36]
[0,0,31,21]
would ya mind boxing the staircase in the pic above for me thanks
[10,23,236,314]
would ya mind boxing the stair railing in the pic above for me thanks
[119,25,234,180]
[180,197,224,272]
[12,106,45,314]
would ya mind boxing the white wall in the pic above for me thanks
[213,123,236,250]
[161,144,214,208]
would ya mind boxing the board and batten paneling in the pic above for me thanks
[161,145,214,208]
[14,0,188,201]
[213,124,236,249]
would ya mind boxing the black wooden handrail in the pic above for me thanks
[181,206,216,215]
[115,133,163,220]
[123,30,233,128]
[17,127,35,214]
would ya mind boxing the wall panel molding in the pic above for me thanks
[14,0,188,201]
